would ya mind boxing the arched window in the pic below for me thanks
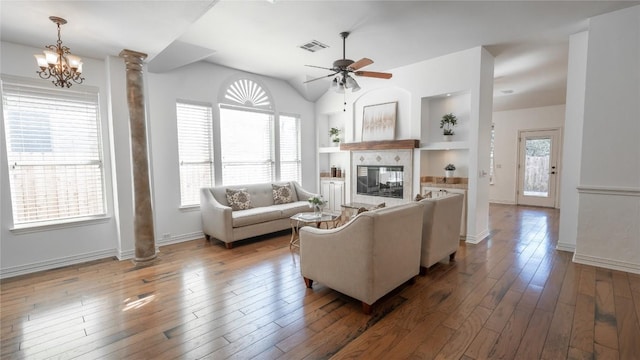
[218,77,300,185]
[223,79,272,109]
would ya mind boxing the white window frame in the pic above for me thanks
[278,113,302,183]
[218,104,275,186]
[176,100,214,208]
[1,76,107,229]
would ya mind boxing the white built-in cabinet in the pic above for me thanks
[320,179,344,214]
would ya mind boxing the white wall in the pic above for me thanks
[0,42,120,277]
[490,104,566,205]
[0,42,315,277]
[557,31,588,252]
[572,5,640,274]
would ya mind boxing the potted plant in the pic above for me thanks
[440,113,458,141]
[329,127,341,146]
[444,163,456,178]
[308,195,327,216]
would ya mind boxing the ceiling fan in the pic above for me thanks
[304,31,392,92]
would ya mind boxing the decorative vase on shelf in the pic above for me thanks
[443,135,453,142]
[445,170,455,178]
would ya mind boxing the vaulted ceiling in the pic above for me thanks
[1,1,637,111]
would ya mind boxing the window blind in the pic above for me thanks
[2,79,106,225]
[219,106,274,185]
[176,101,214,206]
[279,115,301,183]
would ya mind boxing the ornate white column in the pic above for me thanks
[119,49,157,263]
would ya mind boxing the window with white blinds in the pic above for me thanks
[2,78,106,225]
[219,106,274,185]
[279,114,301,183]
[176,101,213,206]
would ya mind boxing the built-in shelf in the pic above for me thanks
[340,139,420,151]
[418,141,469,150]
[318,146,345,154]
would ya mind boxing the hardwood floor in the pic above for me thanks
[2,204,640,359]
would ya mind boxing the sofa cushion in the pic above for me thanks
[272,201,313,218]
[232,207,282,227]
[272,184,294,204]
[226,188,252,211]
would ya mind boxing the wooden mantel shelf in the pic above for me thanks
[339,139,420,151]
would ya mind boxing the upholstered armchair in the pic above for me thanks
[299,202,423,314]
[418,193,464,274]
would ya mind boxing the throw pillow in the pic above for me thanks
[226,188,252,211]
[272,184,293,204]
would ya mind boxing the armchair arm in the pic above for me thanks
[200,188,233,242]
[299,215,375,303]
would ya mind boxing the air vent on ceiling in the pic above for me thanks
[299,40,329,53]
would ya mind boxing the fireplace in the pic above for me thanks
[351,148,414,206]
[356,165,404,199]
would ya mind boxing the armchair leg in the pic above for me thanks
[450,251,457,261]
[362,302,373,315]
[204,234,210,241]
[303,277,313,288]
[420,266,428,276]
[225,242,233,249]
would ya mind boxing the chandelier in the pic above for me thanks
[34,16,84,88]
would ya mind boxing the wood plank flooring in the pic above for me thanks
[2,204,640,359]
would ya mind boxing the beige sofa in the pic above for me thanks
[418,193,464,274]
[299,202,423,314]
[200,181,316,248]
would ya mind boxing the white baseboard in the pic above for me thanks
[1,231,206,279]
[465,228,490,244]
[573,253,640,275]
[157,231,204,246]
[117,248,135,260]
[0,249,117,279]
[556,242,576,253]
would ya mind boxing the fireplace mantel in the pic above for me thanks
[340,139,419,151]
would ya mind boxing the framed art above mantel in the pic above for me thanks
[361,101,397,141]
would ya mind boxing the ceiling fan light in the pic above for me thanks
[345,76,360,92]
[331,77,338,89]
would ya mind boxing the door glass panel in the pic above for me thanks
[523,138,551,197]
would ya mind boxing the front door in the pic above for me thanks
[517,129,561,208]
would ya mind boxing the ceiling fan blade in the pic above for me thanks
[355,71,393,79]
[305,64,335,71]
[303,72,339,84]
[348,58,373,71]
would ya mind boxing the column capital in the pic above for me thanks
[119,49,148,68]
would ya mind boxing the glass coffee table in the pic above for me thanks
[289,212,340,248]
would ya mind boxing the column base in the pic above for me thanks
[133,251,159,266]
